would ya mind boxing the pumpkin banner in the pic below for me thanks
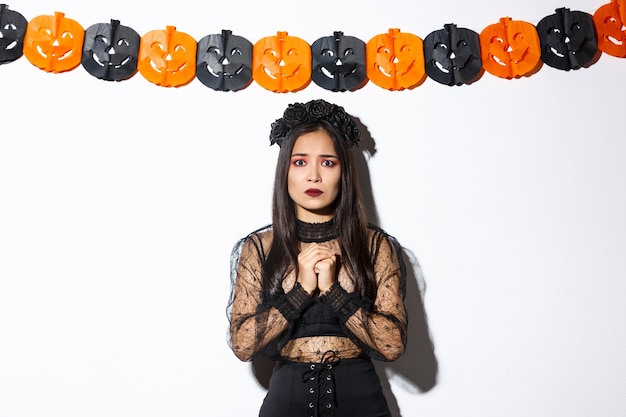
[0,4,27,63]
[2,2,626,92]
[423,23,482,86]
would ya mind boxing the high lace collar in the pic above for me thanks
[296,218,338,243]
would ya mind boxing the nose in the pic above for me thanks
[307,166,321,182]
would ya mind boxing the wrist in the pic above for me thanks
[319,282,335,295]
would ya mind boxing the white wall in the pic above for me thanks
[1,1,625,416]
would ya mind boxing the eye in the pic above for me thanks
[208,46,222,55]
[292,159,306,166]
[321,159,336,167]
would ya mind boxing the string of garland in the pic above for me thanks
[1,1,625,92]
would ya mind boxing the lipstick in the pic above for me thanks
[305,188,323,197]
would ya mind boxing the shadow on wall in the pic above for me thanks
[251,118,438,417]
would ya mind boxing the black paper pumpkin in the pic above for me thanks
[537,8,599,70]
[81,19,140,81]
[0,4,27,64]
[423,24,482,86]
[311,31,367,92]
[196,30,252,92]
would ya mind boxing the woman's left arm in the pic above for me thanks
[323,232,407,361]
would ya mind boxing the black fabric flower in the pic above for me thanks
[269,120,290,147]
[306,99,333,119]
[282,103,308,125]
[268,99,360,148]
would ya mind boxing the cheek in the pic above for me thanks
[287,169,299,197]
[327,172,342,199]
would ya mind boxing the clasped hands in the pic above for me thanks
[297,243,337,296]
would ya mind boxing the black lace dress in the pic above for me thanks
[228,219,407,417]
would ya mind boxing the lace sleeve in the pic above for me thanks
[227,227,314,361]
[322,229,407,361]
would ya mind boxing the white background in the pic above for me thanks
[1,0,625,416]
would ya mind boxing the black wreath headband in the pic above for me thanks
[269,99,360,148]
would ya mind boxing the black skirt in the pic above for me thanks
[259,353,391,417]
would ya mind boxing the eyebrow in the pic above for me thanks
[291,153,338,158]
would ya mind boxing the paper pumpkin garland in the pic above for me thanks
[593,0,626,57]
[137,25,197,87]
[196,30,253,92]
[4,2,626,90]
[366,28,426,91]
[537,8,599,70]
[310,31,367,92]
[0,4,27,63]
[23,11,84,73]
[480,17,542,79]
[252,31,312,93]
[423,24,482,86]
[81,19,140,81]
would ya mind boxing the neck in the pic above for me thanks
[296,218,337,243]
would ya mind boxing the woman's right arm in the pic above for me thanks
[228,235,313,361]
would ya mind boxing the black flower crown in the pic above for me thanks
[269,99,360,148]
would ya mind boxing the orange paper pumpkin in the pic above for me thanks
[593,0,626,57]
[480,17,542,79]
[23,11,85,73]
[366,28,426,91]
[252,31,311,93]
[138,25,197,87]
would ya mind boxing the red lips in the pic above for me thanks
[305,188,323,197]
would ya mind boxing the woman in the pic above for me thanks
[227,99,407,417]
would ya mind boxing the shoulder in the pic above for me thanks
[366,223,396,243]
[243,224,274,241]
[366,224,403,257]
[231,224,274,257]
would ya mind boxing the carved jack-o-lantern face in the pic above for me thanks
[138,25,197,87]
[423,23,482,86]
[0,4,27,64]
[82,19,140,81]
[23,11,85,73]
[196,29,253,92]
[480,17,542,79]
[253,31,312,93]
[366,28,426,91]
[538,8,598,70]
[593,0,626,57]
[311,31,367,92]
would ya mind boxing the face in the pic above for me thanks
[311,31,367,92]
[288,130,341,223]
[82,20,140,81]
[424,24,482,86]
[0,5,27,64]
[196,30,253,92]
[253,31,312,92]
[537,8,598,70]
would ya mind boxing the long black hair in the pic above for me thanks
[263,119,376,302]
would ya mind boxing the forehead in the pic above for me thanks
[291,130,337,154]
